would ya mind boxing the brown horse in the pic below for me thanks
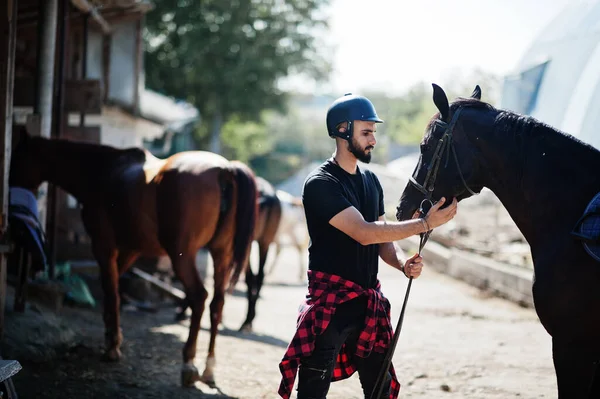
[176,177,281,331]
[8,128,257,388]
[240,176,282,332]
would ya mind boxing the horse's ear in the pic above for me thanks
[432,83,450,121]
[471,85,482,100]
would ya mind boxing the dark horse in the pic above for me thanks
[396,84,600,398]
[9,128,257,388]
[240,176,282,332]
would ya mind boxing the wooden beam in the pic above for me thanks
[14,78,103,114]
[130,267,186,301]
[0,0,18,338]
[17,13,90,33]
[97,10,145,25]
[69,0,111,34]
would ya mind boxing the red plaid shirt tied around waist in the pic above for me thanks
[278,270,401,399]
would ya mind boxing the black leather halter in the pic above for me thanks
[409,107,479,201]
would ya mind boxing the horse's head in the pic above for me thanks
[9,126,44,192]
[396,84,486,221]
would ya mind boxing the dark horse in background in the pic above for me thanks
[9,128,257,388]
[396,84,600,398]
[240,176,282,332]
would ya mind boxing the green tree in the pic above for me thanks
[219,113,273,163]
[144,0,332,154]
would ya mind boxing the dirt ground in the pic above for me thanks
[4,244,555,399]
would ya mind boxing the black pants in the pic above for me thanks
[297,297,392,399]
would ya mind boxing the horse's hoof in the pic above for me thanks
[101,347,122,362]
[199,374,217,389]
[181,365,201,387]
[238,323,253,333]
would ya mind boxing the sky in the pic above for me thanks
[284,0,574,96]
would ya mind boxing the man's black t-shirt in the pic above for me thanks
[302,158,385,289]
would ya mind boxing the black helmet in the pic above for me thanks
[326,93,383,140]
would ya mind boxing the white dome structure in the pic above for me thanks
[500,0,600,149]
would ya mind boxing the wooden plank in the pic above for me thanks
[0,0,18,339]
[130,267,186,301]
[0,360,21,383]
[13,78,102,114]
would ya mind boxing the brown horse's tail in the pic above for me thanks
[227,161,258,290]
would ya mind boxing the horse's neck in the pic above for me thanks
[37,139,119,202]
[481,122,600,251]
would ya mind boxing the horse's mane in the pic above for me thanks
[446,98,600,165]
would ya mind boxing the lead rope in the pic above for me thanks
[370,199,433,399]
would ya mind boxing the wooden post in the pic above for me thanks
[133,17,142,116]
[32,0,59,255]
[46,0,69,278]
[102,33,111,103]
[80,12,89,127]
[0,0,18,337]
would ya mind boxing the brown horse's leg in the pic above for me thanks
[240,241,269,332]
[200,248,232,387]
[117,251,140,274]
[94,245,122,361]
[169,253,208,387]
[82,208,123,362]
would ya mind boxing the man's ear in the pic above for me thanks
[337,121,348,133]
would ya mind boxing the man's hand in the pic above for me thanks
[403,253,423,278]
[424,197,458,229]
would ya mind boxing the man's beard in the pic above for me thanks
[348,137,373,163]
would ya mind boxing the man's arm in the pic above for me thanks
[328,197,457,246]
[379,240,404,271]
[377,216,424,278]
